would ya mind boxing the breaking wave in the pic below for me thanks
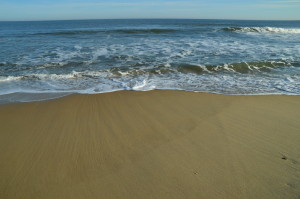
[223,27,300,34]
[1,60,298,83]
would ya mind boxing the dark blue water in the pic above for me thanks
[1,19,300,103]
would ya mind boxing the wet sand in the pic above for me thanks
[0,90,300,199]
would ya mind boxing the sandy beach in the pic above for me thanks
[0,90,300,199]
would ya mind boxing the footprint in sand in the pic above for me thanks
[281,155,287,160]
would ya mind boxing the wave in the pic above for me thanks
[33,28,178,36]
[0,73,76,82]
[1,60,298,83]
[223,27,300,34]
[112,60,298,75]
[1,60,300,100]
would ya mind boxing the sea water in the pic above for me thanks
[0,19,300,103]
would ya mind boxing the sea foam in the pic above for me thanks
[223,27,300,34]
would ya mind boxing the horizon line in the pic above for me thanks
[1,17,300,22]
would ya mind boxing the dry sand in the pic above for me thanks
[0,90,300,199]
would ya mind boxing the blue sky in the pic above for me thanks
[0,0,299,21]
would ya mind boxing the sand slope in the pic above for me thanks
[0,90,300,199]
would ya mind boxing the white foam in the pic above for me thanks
[92,48,109,60]
[74,45,82,50]
[235,27,300,34]
[132,79,147,90]
[0,76,22,82]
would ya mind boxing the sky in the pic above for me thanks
[0,0,299,21]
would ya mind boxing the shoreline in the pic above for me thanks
[0,90,300,199]
[1,89,300,106]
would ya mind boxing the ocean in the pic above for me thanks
[0,19,300,103]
